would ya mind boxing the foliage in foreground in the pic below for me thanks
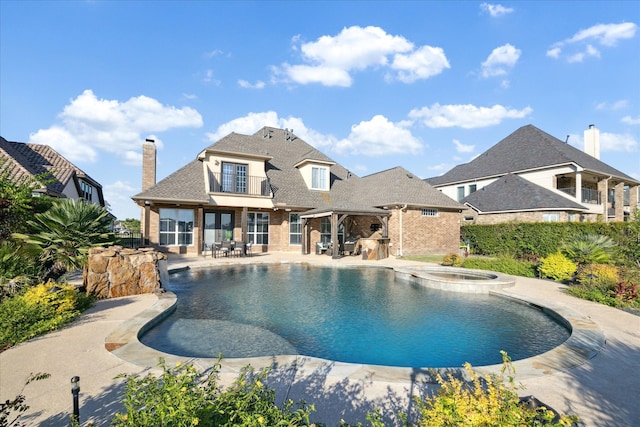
[0,282,94,351]
[415,351,578,427]
[0,372,50,427]
[12,198,114,281]
[112,359,314,427]
[111,355,578,427]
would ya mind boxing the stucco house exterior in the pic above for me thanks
[132,127,463,257]
[0,136,106,207]
[426,124,639,224]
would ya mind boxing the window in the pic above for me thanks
[80,181,93,201]
[248,212,269,244]
[543,213,560,222]
[469,184,477,194]
[457,186,465,201]
[289,213,301,245]
[159,209,194,246]
[221,162,247,193]
[421,208,439,217]
[312,167,328,190]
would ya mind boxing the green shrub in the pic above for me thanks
[461,257,537,277]
[0,282,93,350]
[441,253,462,267]
[112,359,314,427]
[414,351,578,426]
[538,252,576,282]
[562,234,617,266]
[575,264,620,290]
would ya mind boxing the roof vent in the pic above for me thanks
[284,128,296,141]
[263,128,273,139]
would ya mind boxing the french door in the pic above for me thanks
[203,211,234,244]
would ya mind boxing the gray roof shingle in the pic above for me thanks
[427,124,639,186]
[133,128,461,211]
[462,173,587,213]
[0,137,103,202]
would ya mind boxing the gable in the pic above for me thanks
[428,124,638,186]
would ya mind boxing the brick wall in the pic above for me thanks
[387,208,460,256]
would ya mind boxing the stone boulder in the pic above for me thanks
[83,246,169,298]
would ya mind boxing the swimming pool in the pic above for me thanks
[140,264,570,368]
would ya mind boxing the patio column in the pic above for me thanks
[241,206,248,242]
[301,218,308,255]
[331,212,339,259]
[575,171,582,203]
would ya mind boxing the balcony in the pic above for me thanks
[209,172,272,197]
[558,187,601,204]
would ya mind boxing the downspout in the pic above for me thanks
[398,204,408,257]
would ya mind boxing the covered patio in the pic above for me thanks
[300,204,391,259]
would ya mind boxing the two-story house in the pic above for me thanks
[0,136,106,207]
[132,127,463,257]
[426,125,639,224]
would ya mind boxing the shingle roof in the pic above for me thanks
[133,128,461,211]
[427,124,639,186]
[0,137,103,202]
[462,173,587,213]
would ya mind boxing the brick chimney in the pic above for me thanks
[142,138,156,191]
[584,124,600,159]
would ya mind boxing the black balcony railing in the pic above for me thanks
[209,172,272,197]
[558,187,601,204]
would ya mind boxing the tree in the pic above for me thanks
[122,218,141,233]
[13,199,114,280]
[0,165,53,241]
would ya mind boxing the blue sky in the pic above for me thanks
[1,1,638,220]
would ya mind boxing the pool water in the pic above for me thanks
[140,264,570,368]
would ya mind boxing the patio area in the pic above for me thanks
[1,251,639,426]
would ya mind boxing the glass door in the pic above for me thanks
[204,211,234,244]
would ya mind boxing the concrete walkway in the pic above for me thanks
[1,252,639,426]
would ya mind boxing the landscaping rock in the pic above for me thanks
[83,246,168,298]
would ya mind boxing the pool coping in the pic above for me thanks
[105,262,606,383]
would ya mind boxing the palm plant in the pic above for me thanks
[562,233,617,266]
[12,199,114,279]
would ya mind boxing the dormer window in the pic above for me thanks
[80,180,93,201]
[312,167,328,190]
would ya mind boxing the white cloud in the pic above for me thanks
[409,103,533,128]
[480,3,514,17]
[238,79,266,89]
[453,139,475,153]
[596,99,629,110]
[103,180,140,219]
[547,22,637,62]
[391,45,450,83]
[335,115,423,156]
[273,26,448,86]
[621,115,640,125]
[481,43,521,77]
[600,132,638,152]
[203,69,221,85]
[28,90,202,163]
[205,111,337,149]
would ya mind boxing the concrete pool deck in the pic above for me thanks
[1,252,639,426]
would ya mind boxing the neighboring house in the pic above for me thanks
[0,136,106,207]
[426,124,640,224]
[132,127,463,257]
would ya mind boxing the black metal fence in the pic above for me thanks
[114,232,143,249]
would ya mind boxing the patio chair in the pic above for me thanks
[230,240,243,257]
[244,242,253,256]
[203,242,213,257]
[217,241,230,258]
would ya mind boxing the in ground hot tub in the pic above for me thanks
[394,266,515,293]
